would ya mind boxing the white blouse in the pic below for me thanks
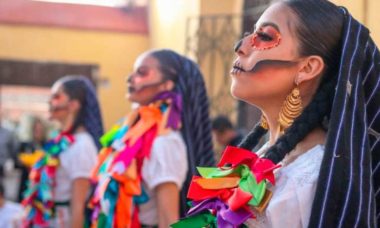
[246,144,325,228]
[55,132,98,202]
[138,131,188,226]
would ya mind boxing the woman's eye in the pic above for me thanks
[251,26,281,50]
[257,32,273,41]
[137,68,149,76]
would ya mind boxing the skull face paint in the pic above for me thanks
[251,26,281,51]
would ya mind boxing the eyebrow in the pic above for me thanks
[254,22,281,33]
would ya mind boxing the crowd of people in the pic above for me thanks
[0,0,379,227]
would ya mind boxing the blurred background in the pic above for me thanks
[0,0,379,200]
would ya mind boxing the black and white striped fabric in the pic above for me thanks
[309,8,380,228]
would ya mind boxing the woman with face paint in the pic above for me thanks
[22,76,104,228]
[174,0,380,227]
[88,49,214,228]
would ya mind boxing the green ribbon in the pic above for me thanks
[171,213,216,228]
[237,165,266,206]
[197,167,235,178]
[100,126,120,147]
[196,165,266,207]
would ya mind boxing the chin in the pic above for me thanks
[126,93,138,103]
[230,81,243,100]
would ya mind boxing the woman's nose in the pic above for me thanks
[234,39,243,53]
[126,74,134,84]
[234,36,250,56]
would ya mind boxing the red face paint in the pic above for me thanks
[251,26,281,50]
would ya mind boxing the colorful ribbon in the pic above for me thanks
[22,132,75,227]
[172,146,281,227]
[89,91,182,228]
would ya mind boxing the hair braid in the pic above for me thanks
[238,122,268,151]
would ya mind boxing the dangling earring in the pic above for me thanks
[277,82,302,134]
[260,115,269,130]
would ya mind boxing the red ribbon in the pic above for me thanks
[218,146,280,185]
[187,176,252,211]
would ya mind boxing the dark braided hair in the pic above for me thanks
[149,49,215,215]
[56,75,104,149]
[238,0,344,163]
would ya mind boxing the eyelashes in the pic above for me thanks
[255,31,274,41]
[250,26,281,50]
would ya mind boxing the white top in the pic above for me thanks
[246,144,325,228]
[54,132,98,202]
[0,201,23,228]
[138,131,188,225]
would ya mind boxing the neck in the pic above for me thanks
[60,114,76,133]
[260,102,284,146]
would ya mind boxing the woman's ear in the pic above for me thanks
[296,55,325,84]
[69,99,82,113]
[163,80,175,91]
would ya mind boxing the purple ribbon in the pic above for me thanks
[153,91,182,130]
[187,198,252,227]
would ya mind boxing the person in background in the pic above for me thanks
[0,182,23,227]
[211,115,244,147]
[17,115,48,202]
[0,115,19,179]
[88,49,214,228]
[22,75,104,228]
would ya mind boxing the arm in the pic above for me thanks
[70,178,90,228]
[156,182,180,228]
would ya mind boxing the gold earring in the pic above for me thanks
[260,115,269,130]
[278,86,302,134]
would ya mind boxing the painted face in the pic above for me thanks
[48,84,71,122]
[126,54,168,105]
[230,3,301,108]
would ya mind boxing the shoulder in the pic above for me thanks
[142,131,188,189]
[74,131,95,145]
[153,131,185,147]
[69,132,97,152]
[59,132,98,179]
[151,131,187,161]
[281,144,325,184]
[60,132,97,160]
[4,201,23,212]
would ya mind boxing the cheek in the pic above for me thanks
[127,87,159,104]
[230,74,257,100]
[231,69,295,103]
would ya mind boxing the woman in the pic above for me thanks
[174,0,380,227]
[88,49,214,227]
[22,76,104,227]
[17,115,48,202]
